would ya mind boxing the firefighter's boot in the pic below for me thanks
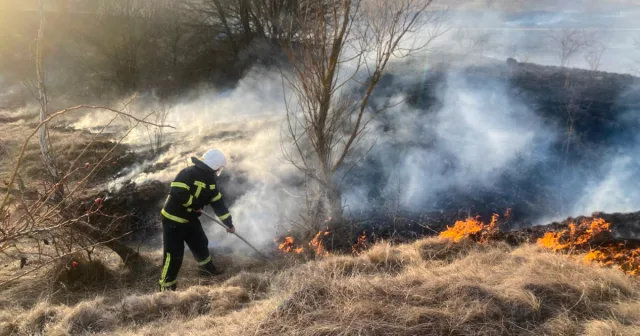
[159,282,177,292]
[199,260,223,276]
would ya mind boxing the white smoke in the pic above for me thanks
[567,107,640,218]
[5,1,640,256]
[103,68,303,252]
[573,156,640,215]
[343,68,557,213]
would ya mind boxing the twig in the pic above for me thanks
[417,223,439,234]
[0,234,129,288]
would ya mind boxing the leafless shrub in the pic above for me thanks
[584,41,606,73]
[546,28,590,68]
[143,102,173,154]
[0,95,174,287]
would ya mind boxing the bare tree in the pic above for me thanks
[547,28,589,68]
[250,0,300,41]
[211,0,239,53]
[583,32,606,73]
[584,43,606,72]
[36,0,61,194]
[280,0,445,221]
[186,0,302,50]
[76,0,162,94]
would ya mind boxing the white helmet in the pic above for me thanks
[201,149,227,176]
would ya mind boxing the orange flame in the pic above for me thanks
[537,231,568,251]
[537,218,638,276]
[309,230,329,256]
[278,237,304,254]
[536,218,610,251]
[439,214,500,243]
[278,237,296,253]
[277,228,332,256]
[584,244,640,276]
[352,231,370,255]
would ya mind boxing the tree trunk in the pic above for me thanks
[36,0,62,200]
[238,0,253,41]
[211,0,238,54]
[321,164,343,221]
[250,8,266,38]
[327,182,343,221]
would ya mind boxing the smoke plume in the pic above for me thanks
[3,1,640,255]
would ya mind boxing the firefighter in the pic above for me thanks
[158,149,235,292]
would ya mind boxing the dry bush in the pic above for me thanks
[0,100,173,291]
[2,284,252,335]
[49,256,116,290]
[0,324,17,336]
[583,320,640,336]
[224,271,271,297]
[254,240,640,336]
[51,298,116,335]
[362,241,422,273]
[315,255,376,277]
[17,302,63,335]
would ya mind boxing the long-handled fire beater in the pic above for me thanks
[200,210,269,260]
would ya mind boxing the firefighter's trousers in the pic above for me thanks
[159,216,212,291]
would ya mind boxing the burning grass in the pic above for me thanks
[535,218,640,276]
[585,245,640,276]
[439,213,500,243]
[276,228,332,257]
[436,213,640,277]
[274,213,640,278]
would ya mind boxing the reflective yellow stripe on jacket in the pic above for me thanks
[183,195,193,207]
[171,182,190,190]
[193,181,206,198]
[161,209,189,224]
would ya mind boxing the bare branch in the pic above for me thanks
[279,0,444,218]
[0,233,130,289]
[0,97,174,215]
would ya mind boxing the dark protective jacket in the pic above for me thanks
[161,157,233,228]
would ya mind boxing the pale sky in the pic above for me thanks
[452,0,640,12]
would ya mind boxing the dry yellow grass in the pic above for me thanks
[1,238,639,336]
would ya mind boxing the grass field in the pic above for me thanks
[1,237,638,336]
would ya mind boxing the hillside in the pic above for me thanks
[343,57,640,230]
[1,236,639,336]
[2,1,640,335]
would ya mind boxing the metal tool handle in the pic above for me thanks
[200,211,269,260]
